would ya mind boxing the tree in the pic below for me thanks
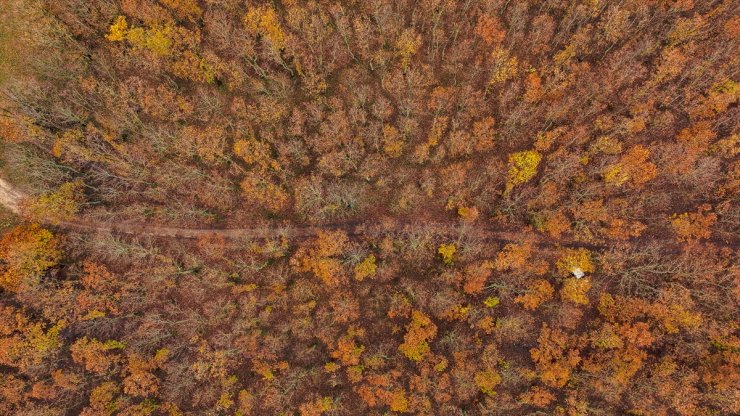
[25,180,84,223]
[244,6,287,52]
[505,150,542,193]
[463,262,492,295]
[122,349,169,398]
[488,48,519,86]
[399,310,437,362]
[240,173,289,213]
[475,15,505,46]
[299,396,335,416]
[330,327,365,371]
[515,279,554,311]
[530,324,581,388]
[105,16,128,42]
[395,28,421,70]
[670,204,716,242]
[382,124,404,158]
[291,230,348,286]
[493,242,547,274]
[556,248,594,277]
[603,145,657,187]
[690,79,739,119]
[0,224,60,292]
[161,0,202,21]
[437,243,456,265]
[81,382,121,416]
[354,254,376,281]
[519,386,556,408]
[70,337,124,375]
[474,369,501,397]
[524,72,544,102]
[560,278,592,305]
[106,16,175,57]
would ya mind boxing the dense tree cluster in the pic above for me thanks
[0,0,738,415]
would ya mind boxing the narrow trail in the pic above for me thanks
[0,177,25,215]
[0,178,607,248]
[1,178,736,251]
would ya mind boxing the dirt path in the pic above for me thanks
[0,177,24,214]
[0,177,595,246]
[1,178,735,251]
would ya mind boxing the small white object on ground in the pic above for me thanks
[571,267,585,279]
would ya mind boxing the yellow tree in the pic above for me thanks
[0,224,61,292]
[561,278,592,305]
[398,310,437,362]
[25,180,84,224]
[556,248,595,277]
[505,150,542,194]
[437,243,456,265]
[395,28,421,70]
[244,6,287,52]
[354,254,377,281]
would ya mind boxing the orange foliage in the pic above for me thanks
[239,173,289,212]
[670,204,717,242]
[515,279,554,310]
[560,278,592,305]
[603,145,657,187]
[492,242,547,274]
[161,0,202,20]
[462,262,492,294]
[472,116,496,152]
[399,310,437,362]
[530,325,581,388]
[541,210,570,238]
[667,121,717,175]
[0,224,61,292]
[330,327,365,366]
[291,230,348,286]
[70,337,123,375]
[121,349,168,398]
[475,15,505,45]
[494,242,531,270]
[524,72,544,102]
[519,386,556,407]
[244,6,287,51]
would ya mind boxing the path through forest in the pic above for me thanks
[0,177,594,246]
[0,178,598,247]
[0,177,24,215]
[1,177,735,251]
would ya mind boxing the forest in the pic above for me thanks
[0,0,738,415]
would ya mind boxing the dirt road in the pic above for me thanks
[0,177,595,247]
[1,177,735,251]
[0,177,24,214]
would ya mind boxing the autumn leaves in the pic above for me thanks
[0,223,61,293]
[284,226,604,405]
